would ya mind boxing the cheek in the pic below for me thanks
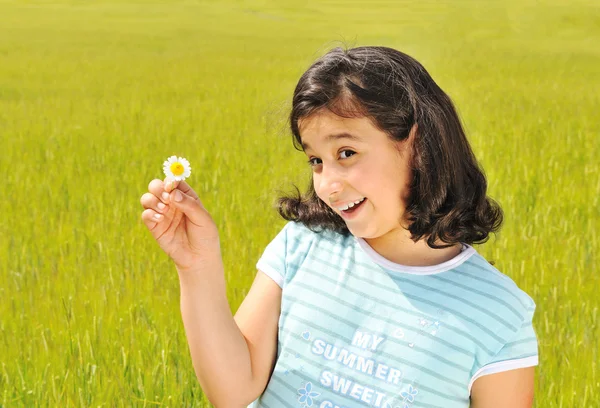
[371,164,408,205]
[312,177,328,203]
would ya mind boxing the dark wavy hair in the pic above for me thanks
[275,45,503,248]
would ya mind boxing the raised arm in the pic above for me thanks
[233,270,283,401]
[178,265,281,407]
[140,177,281,407]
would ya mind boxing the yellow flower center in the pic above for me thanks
[170,162,184,176]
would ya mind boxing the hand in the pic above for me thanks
[140,177,221,273]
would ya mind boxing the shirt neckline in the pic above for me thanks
[354,236,476,275]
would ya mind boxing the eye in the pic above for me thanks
[340,150,355,159]
[307,150,356,167]
[307,157,320,166]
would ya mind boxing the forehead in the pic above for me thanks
[299,111,377,151]
[301,132,363,151]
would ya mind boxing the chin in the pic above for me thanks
[346,224,376,239]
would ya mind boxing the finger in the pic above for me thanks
[148,179,170,204]
[141,208,164,229]
[168,187,208,226]
[163,177,199,201]
[140,192,170,214]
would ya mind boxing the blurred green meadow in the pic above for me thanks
[0,0,598,406]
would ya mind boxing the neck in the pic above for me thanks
[361,228,462,267]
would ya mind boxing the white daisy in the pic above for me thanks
[163,155,192,181]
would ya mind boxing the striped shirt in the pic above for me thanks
[248,221,538,408]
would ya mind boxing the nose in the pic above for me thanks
[317,164,344,199]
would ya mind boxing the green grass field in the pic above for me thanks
[0,0,598,406]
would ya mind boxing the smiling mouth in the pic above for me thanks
[340,198,367,214]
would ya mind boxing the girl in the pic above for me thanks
[140,46,538,408]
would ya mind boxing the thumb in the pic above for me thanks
[169,188,207,225]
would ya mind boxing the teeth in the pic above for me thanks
[338,197,365,211]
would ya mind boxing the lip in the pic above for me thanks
[339,198,367,220]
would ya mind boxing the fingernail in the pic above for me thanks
[174,190,183,202]
[161,192,169,201]
[157,202,165,210]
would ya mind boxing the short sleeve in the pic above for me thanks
[468,304,539,393]
[255,222,292,288]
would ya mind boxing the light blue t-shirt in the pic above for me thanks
[248,221,538,408]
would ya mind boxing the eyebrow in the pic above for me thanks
[301,132,363,151]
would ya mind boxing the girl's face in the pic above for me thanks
[299,109,414,240]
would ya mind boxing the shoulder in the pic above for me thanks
[261,221,338,267]
[442,248,536,341]
[276,221,355,277]
[280,220,348,246]
[281,221,348,259]
[456,251,539,394]
[255,221,316,287]
[457,250,536,314]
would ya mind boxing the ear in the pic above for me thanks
[408,122,418,142]
[398,123,418,154]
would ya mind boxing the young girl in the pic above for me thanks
[141,46,538,408]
